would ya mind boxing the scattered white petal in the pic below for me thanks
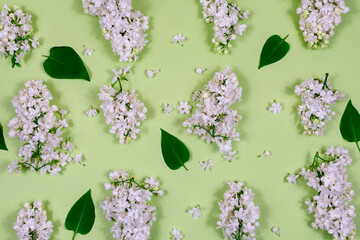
[74,154,84,165]
[195,67,206,74]
[286,174,299,184]
[163,103,173,114]
[188,205,202,219]
[170,228,184,240]
[83,45,95,56]
[172,33,185,46]
[200,159,213,171]
[146,69,160,78]
[272,226,280,236]
[177,101,192,115]
[268,100,283,114]
[257,150,271,157]
[86,106,98,117]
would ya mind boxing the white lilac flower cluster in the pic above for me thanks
[288,146,356,239]
[98,66,147,144]
[82,0,149,62]
[14,201,53,240]
[8,80,83,175]
[0,5,39,67]
[182,66,242,161]
[217,181,260,240]
[294,73,344,136]
[296,0,349,49]
[100,170,163,240]
[200,0,250,54]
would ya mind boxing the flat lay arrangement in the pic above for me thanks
[0,0,359,239]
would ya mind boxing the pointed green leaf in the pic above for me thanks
[43,46,90,81]
[258,35,290,69]
[160,128,190,170]
[340,100,360,152]
[65,189,95,239]
[11,55,21,68]
[0,124,8,151]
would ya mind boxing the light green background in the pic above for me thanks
[0,0,360,239]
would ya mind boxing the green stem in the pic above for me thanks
[19,162,37,170]
[310,152,333,169]
[115,178,156,192]
[233,191,244,240]
[19,161,51,172]
[310,152,319,169]
[36,162,52,171]
[236,222,243,240]
[132,179,157,191]
[114,80,123,98]
[35,156,39,169]
[182,164,189,171]
[114,178,132,187]
[317,155,331,162]
[322,73,330,90]
[355,142,360,153]
[193,125,228,140]
[72,232,77,240]
[113,77,128,98]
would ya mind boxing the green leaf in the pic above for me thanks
[65,189,95,240]
[340,100,360,152]
[0,124,8,151]
[160,128,190,170]
[11,55,21,68]
[258,35,290,69]
[43,46,90,81]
